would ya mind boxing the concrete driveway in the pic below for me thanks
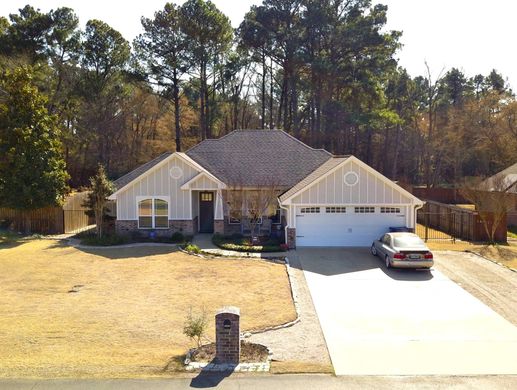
[296,248,517,375]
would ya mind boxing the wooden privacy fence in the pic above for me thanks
[417,200,507,242]
[412,187,469,204]
[0,207,64,234]
[0,191,93,234]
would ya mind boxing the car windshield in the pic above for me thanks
[393,236,425,248]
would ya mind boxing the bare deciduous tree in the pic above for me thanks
[225,180,280,242]
[460,174,514,243]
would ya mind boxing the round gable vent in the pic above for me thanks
[344,171,359,186]
[169,166,183,179]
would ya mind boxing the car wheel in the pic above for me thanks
[370,244,377,256]
[385,255,391,268]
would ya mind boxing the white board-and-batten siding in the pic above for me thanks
[290,160,412,206]
[187,174,221,190]
[116,156,199,220]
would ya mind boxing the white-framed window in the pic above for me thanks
[380,207,401,214]
[344,171,359,186]
[326,206,347,213]
[137,197,169,229]
[301,207,320,213]
[169,166,183,179]
[354,206,375,213]
[228,208,241,224]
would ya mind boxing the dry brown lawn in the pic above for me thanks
[270,361,334,375]
[0,239,296,378]
[426,241,517,271]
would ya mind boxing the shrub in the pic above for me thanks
[184,243,201,254]
[211,235,286,252]
[0,218,12,229]
[183,307,208,348]
[171,231,184,243]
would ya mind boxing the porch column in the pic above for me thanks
[214,189,224,234]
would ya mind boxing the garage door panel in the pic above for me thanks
[296,207,405,247]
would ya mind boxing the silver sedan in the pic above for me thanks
[371,232,434,269]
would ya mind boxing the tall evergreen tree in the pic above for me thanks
[0,66,68,231]
[180,0,233,139]
[135,2,190,151]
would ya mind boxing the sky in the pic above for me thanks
[1,0,516,89]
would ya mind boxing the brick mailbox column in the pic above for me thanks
[215,306,240,365]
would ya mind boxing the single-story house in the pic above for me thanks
[484,162,517,225]
[109,129,424,248]
[484,162,517,194]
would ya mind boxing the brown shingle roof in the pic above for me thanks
[113,152,172,190]
[186,129,332,187]
[279,157,350,202]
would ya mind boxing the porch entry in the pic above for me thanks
[199,191,214,233]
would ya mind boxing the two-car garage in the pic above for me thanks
[279,156,423,248]
[295,205,407,247]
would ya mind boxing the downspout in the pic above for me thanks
[278,198,290,245]
[414,203,424,232]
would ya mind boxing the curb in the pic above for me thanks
[465,250,517,274]
[180,249,302,335]
[243,256,302,336]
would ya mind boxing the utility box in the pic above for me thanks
[215,306,240,364]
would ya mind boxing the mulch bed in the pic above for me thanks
[190,341,269,363]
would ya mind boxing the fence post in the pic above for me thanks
[424,212,429,242]
[451,213,456,243]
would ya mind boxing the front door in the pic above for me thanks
[199,192,214,233]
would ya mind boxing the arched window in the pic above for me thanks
[138,198,169,229]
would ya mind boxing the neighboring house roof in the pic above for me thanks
[113,152,172,190]
[279,157,350,202]
[185,129,332,187]
[485,162,517,193]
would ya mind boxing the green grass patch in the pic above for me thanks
[508,225,517,239]
[212,234,286,253]
[0,230,22,245]
[184,243,201,254]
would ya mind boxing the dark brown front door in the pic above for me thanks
[199,192,214,233]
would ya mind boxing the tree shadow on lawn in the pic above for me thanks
[0,230,32,250]
[45,239,179,260]
[78,246,179,260]
[291,247,433,282]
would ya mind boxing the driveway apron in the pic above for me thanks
[296,247,517,375]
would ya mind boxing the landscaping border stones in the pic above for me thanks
[184,344,273,372]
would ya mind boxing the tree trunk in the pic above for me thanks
[95,205,103,238]
[173,69,182,152]
[391,124,402,179]
[261,49,266,130]
[200,61,207,140]
[269,57,274,129]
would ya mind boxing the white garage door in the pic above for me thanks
[296,206,406,247]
